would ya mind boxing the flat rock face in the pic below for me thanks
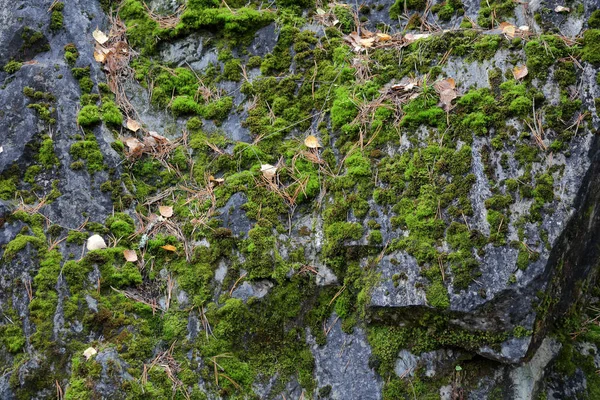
[308,314,383,400]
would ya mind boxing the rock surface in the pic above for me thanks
[1,0,600,399]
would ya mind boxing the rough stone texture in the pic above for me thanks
[307,314,383,400]
[1,0,600,398]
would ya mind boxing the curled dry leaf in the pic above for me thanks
[555,5,570,12]
[391,77,420,92]
[499,22,516,38]
[161,244,177,252]
[376,33,392,41]
[123,249,138,262]
[209,175,225,184]
[149,131,168,142]
[403,33,431,44]
[434,78,457,112]
[304,135,322,149]
[513,65,528,80]
[94,50,106,63]
[92,28,109,45]
[83,347,97,360]
[261,164,277,180]
[159,205,173,218]
[126,118,141,132]
[87,234,107,251]
[123,137,144,154]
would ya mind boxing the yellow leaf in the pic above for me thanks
[512,65,528,80]
[94,50,106,63]
[304,135,322,149]
[161,244,177,252]
[376,33,392,41]
[209,175,225,184]
[123,250,138,262]
[499,22,516,38]
[159,205,173,218]
[93,28,109,45]
[126,118,141,132]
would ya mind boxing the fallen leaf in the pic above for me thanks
[555,5,570,12]
[126,118,141,132]
[148,131,168,142]
[391,77,420,92]
[513,65,528,80]
[123,137,144,153]
[87,234,107,251]
[359,37,376,48]
[316,8,326,15]
[403,33,431,43]
[94,50,106,63]
[123,249,138,262]
[159,205,173,218]
[161,244,177,252]
[519,25,530,32]
[209,175,225,184]
[499,22,516,38]
[261,164,277,180]
[434,78,457,112]
[93,28,109,45]
[143,136,158,148]
[377,33,392,41]
[304,135,322,149]
[83,347,97,360]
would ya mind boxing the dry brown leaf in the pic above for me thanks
[499,22,516,38]
[149,131,168,142]
[126,118,141,132]
[434,78,457,112]
[123,249,138,262]
[123,137,144,155]
[304,135,322,149]
[143,136,158,148]
[512,65,528,80]
[93,28,109,45]
[209,175,225,184]
[159,205,173,218]
[161,244,177,252]
[555,5,570,12]
[359,37,376,48]
[377,33,392,41]
[261,164,277,180]
[94,50,106,63]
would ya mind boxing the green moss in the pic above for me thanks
[70,137,104,173]
[64,43,79,66]
[582,30,600,65]
[50,3,64,31]
[3,233,46,260]
[101,100,123,126]
[77,105,101,126]
[66,230,88,245]
[390,0,426,17]
[426,281,450,308]
[38,137,59,168]
[589,10,600,29]
[1,323,25,353]
[3,59,22,74]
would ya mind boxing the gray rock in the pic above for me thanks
[231,280,273,302]
[308,314,383,400]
